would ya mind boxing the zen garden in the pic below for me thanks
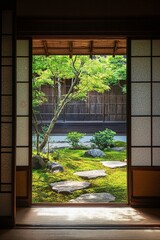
[32,55,127,203]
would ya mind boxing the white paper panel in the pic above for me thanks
[131,58,150,82]
[17,40,29,56]
[152,148,160,166]
[152,40,160,56]
[131,117,151,146]
[152,117,160,146]
[2,67,12,94]
[131,40,151,56]
[152,83,160,115]
[131,83,150,115]
[131,148,151,166]
[17,83,29,115]
[16,117,29,146]
[1,96,12,115]
[2,11,12,34]
[17,58,29,82]
[1,154,12,183]
[1,124,12,147]
[152,58,160,82]
[16,147,29,166]
[0,194,12,216]
[2,36,12,56]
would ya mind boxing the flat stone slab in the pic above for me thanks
[50,181,91,194]
[74,170,106,179]
[101,161,127,169]
[69,193,115,203]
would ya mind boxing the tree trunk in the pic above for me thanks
[32,109,40,154]
[39,75,79,152]
[39,97,69,151]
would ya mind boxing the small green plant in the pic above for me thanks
[53,150,61,160]
[66,131,86,148]
[39,124,49,141]
[90,128,116,150]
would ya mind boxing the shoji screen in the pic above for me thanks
[0,10,16,225]
[16,40,31,206]
[130,40,160,204]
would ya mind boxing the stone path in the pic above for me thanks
[69,193,115,203]
[50,181,91,194]
[74,170,106,179]
[101,161,127,169]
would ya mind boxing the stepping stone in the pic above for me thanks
[101,161,127,169]
[69,193,115,203]
[50,181,91,194]
[74,170,106,179]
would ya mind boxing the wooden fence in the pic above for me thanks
[35,83,126,123]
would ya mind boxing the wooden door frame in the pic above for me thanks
[27,35,129,207]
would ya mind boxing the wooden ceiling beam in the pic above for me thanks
[32,39,126,55]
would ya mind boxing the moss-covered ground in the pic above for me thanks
[32,144,127,203]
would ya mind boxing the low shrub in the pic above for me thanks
[66,131,86,148]
[90,128,116,150]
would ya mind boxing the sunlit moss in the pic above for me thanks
[32,148,127,203]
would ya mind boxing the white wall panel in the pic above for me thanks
[152,83,160,115]
[152,117,160,146]
[17,83,29,115]
[131,117,151,146]
[152,58,160,82]
[131,83,151,115]
[16,117,29,146]
[17,58,29,82]
[17,40,29,56]
[131,148,151,166]
[131,40,151,56]
[152,148,160,166]
[152,40,160,56]
[131,58,150,82]
[16,148,29,166]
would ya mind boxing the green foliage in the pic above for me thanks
[32,55,127,107]
[114,140,127,147]
[53,150,61,160]
[90,128,116,150]
[39,124,49,141]
[32,55,126,151]
[66,132,86,148]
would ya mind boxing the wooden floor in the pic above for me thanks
[1,229,160,240]
[0,207,160,240]
[16,207,160,227]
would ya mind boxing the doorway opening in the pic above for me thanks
[31,38,127,204]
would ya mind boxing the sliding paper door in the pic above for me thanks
[129,39,160,205]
